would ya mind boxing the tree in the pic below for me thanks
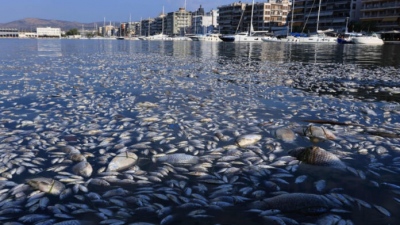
[66,28,80,36]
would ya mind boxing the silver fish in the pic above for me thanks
[26,177,65,195]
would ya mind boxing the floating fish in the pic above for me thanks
[288,146,346,170]
[26,178,65,195]
[107,152,138,172]
[152,153,199,165]
[273,127,296,143]
[235,134,262,147]
[258,193,335,214]
[72,161,93,178]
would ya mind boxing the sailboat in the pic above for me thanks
[293,0,337,43]
[220,0,272,42]
[144,7,170,40]
[263,0,337,43]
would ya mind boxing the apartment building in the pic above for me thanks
[252,0,291,31]
[359,0,400,31]
[218,1,290,34]
[192,8,219,35]
[165,8,192,36]
[0,28,19,37]
[218,2,247,34]
[141,18,155,36]
[37,27,61,38]
[151,14,167,35]
[289,0,359,33]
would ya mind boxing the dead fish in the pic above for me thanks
[236,134,262,147]
[257,193,335,214]
[72,161,93,178]
[273,127,296,143]
[288,146,346,170]
[107,152,138,172]
[295,125,337,142]
[152,153,199,165]
[26,178,65,195]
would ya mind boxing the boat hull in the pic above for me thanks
[352,37,384,45]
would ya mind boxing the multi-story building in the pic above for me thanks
[218,1,290,34]
[166,8,192,36]
[192,7,219,35]
[252,0,291,31]
[151,14,167,35]
[359,0,400,31]
[289,0,360,33]
[218,2,247,34]
[127,22,140,37]
[0,28,19,38]
[141,18,155,36]
[37,27,61,38]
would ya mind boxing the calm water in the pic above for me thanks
[0,39,400,225]
[1,39,400,67]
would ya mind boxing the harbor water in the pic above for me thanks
[0,39,400,225]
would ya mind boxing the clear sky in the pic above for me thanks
[0,0,253,23]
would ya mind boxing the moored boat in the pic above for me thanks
[352,33,384,45]
[189,33,222,42]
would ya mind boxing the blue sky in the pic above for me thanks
[0,0,253,23]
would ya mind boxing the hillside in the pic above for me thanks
[0,18,103,31]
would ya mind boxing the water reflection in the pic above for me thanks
[2,39,399,67]
[37,39,62,57]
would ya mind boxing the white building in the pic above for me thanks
[37,27,61,38]
[192,9,219,35]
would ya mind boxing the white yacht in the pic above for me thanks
[220,31,272,42]
[352,33,384,45]
[189,33,222,42]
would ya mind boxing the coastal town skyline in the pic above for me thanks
[0,0,249,23]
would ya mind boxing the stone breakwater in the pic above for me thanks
[0,50,400,225]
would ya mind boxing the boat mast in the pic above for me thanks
[316,0,322,32]
[290,0,295,33]
[249,0,255,35]
[162,6,164,35]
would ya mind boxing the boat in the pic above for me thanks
[189,33,222,42]
[262,35,300,43]
[221,31,273,42]
[220,0,272,42]
[143,33,170,40]
[262,0,337,44]
[352,33,384,45]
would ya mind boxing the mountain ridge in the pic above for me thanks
[0,18,103,31]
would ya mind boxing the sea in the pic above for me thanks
[0,38,400,225]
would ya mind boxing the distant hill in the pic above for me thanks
[0,18,103,31]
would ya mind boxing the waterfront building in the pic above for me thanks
[218,2,247,34]
[217,1,290,34]
[0,28,19,37]
[151,13,167,35]
[165,8,192,36]
[289,0,361,33]
[102,25,115,37]
[192,7,219,35]
[141,18,155,36]
[36,27,61,38]
[18,32,37,38]
[359,0,400,31]
[252,0,291,31]
[127,22,140,36]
